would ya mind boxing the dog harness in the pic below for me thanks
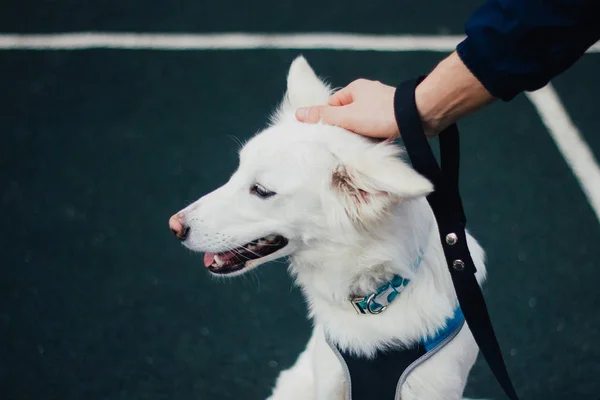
[326,78,519,400]
[328,269,466,400]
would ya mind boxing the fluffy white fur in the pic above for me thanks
[174,56,487,400]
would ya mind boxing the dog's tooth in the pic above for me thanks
[214,255,224,266]
[257,239,267,245]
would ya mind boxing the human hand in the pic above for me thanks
[295,79,399,139]
[295,53,495,140]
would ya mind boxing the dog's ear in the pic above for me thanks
[286,56,331,108]
[272,56,331,123]
[331,144,433,228]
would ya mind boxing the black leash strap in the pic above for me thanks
[393,78,519,400]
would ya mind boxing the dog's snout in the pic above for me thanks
[169,213,190,241]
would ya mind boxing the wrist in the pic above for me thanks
[415,83,445,138]
[414,52,495,138]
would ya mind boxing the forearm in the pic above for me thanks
[415,0,600,138]
[415,52,495,137]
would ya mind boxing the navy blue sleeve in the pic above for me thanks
[456,0,600,101]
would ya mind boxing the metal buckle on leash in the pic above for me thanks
[350,294,387,315]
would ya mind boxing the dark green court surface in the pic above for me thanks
[2,2,599,400]
[1,0,481,34]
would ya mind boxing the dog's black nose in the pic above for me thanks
[169,213,190,241]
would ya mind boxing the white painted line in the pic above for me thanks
[0,32,466,51]
[1,32,597,53]
[526,84,600,223]
[0,32,597,53]
[1,32,598,52]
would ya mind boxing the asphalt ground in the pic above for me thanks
[1,1,599,399]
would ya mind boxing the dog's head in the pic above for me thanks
[169,56,433,276]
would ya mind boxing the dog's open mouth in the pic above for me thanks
[203,235,289,274]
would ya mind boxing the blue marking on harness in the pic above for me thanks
[423,306,465,351]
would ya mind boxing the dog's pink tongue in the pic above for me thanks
[204,253,215,267]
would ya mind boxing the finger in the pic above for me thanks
[328,85,354,106]
[296,105,324,123]
[320,105,353,127]
[296,105,353,128]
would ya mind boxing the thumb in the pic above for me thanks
[295,105,351,127]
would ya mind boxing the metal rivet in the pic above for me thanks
[453,259,465,272]
[445,233,458,246]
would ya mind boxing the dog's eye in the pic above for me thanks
[250,183,276,199]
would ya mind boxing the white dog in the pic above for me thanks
[169,56,487,400]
